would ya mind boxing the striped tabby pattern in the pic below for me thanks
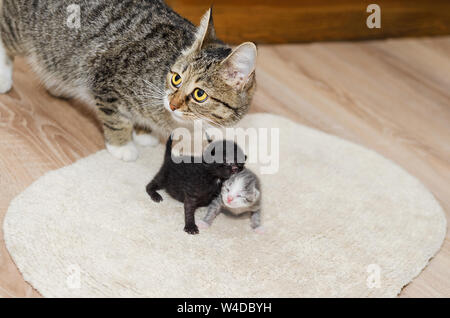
[0,0,257,161]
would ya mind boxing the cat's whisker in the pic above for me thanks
[143,79,165,95]
[138,88,165,98]
[140,93,164,99]
[127,85,164,100]
[138,90,162,96]
[191,111,224,128]
[190,109,223,127]
[141,87,164,96]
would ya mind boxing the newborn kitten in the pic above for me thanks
[146,136,246,235]
[200,168,262,231]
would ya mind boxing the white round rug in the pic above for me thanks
[3,113,446,297]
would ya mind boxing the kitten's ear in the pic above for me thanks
[221,42,257,90]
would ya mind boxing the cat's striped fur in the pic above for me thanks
[0,0,257,161]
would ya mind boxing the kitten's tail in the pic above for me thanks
[165,134,173,160]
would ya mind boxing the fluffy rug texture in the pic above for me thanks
[3,113,446,297]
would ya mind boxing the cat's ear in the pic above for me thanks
[188,8,216,54]
[198,8,216,49]
[221,42,257,90]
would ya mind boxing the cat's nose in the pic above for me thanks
[169,97,183,111]
[227,195,233,203]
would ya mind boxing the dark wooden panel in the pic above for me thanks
[166,0,450,44]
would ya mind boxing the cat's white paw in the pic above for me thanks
[197,220,210,230]
[253,226,264,234]
[106,141,139,162]
[0,63,13,94]
[132,131,159,147]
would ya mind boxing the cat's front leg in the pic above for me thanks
[184,198,199,235]
[95,100,138,161]
[133,127,160,147]
[199,196,222,229]
[250,210,263,233]
[146,170,165,203]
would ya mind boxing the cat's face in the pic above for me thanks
[221,171,260,209]
[163,10,257,128]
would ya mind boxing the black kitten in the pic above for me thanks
[146,136,246,234]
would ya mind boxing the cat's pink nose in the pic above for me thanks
[227,195,233,203]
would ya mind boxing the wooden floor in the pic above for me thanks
[0,37,449,298]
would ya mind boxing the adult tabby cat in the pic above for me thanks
[0,0,257,161]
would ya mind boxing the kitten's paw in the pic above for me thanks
[132,131,159,147]
[149,192,163,203]
[184,224,199,235]
[0,64,13,94]
[197,220,210,230]
[106,141,139,162]
[253,226,265,234]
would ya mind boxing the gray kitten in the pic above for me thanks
[199,168,262,232]
[0,1,257,161]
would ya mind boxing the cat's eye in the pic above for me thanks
[171,73,182,88]
[192,88,208,103]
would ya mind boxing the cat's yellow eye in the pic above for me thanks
[171,73,182,88]
[192,88,208,103]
